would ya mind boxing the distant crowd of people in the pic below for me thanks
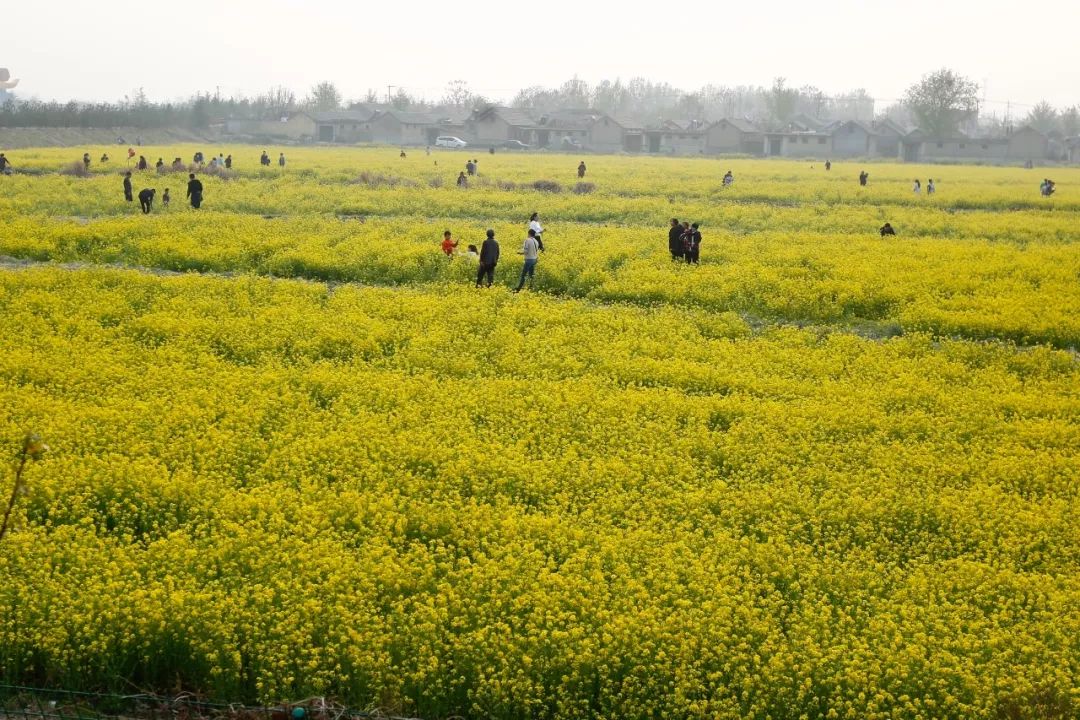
[0,150,1068,284]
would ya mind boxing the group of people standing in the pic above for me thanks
[260,151,286,167]
[123,171,202,211]
[439,213,546,292]
[668,219,703,263]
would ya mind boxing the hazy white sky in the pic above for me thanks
[5,0,1079,114]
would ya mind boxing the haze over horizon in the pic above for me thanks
[6,0,1079,114]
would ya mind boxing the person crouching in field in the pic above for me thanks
[138,188,156,214]
[476,229,500,288]
[441,230,459,257]
[514,229,540,293]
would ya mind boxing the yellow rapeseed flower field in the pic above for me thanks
[0,147,1077,719]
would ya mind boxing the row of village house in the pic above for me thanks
[225,106,1080,163]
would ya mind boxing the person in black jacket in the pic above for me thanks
[668,218,682,261]
[686,223,702,264]
[123,172,133,202]
[187,173,204,209]
[138,188,156,214]
[476,229,500,287]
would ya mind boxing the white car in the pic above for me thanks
[435,136,468,149]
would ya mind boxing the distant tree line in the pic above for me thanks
[2,72,1076,137]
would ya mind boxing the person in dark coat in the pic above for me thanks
[138,188,156,214]
[476,229,500,288]
[668,218,683,261]
[880,222,895,237]
[123,172,133,202]
[686,223,702,264]
[186,173,203,209]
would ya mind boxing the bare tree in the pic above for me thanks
[260,85,297,119]
[903,68,979,136]
[391,87,428,110]
[441,80,483,109]
[306,81,342,112]
[1061,106,1080,137]
[1025,101,1059,133]
[766,77,797,126]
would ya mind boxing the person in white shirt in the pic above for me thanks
[528,212,545,252]
[514,229,540,292]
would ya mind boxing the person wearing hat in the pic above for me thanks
[476,229,500,288]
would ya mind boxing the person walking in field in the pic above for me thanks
[514,229,540,292]
[187,173,203,209]
[476,229,500,288]
[138,188,156,214]
[123,171,133,202]
[578,161,587,179]
[441,230,459,257]
[528,212,545,252]
[880,222,896,237]
[668,218,683,261]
